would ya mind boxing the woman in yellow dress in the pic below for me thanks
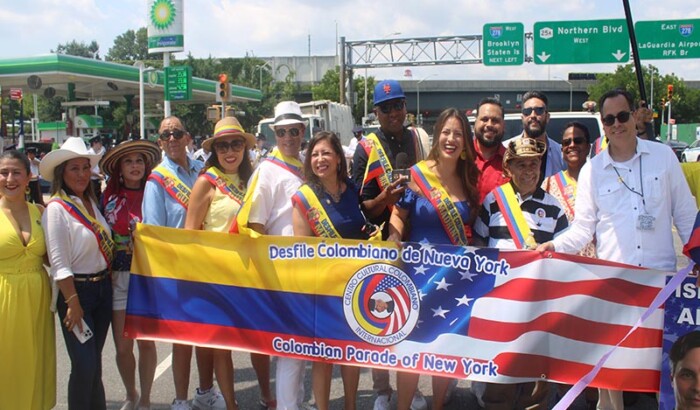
[0,150,56,410]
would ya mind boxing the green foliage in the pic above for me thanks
[312,67,375,123]
[52,40,100,59]
[106,28,150,62]
[587,63,700,125]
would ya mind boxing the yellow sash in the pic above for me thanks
[493,183,537,250]
[203,167,245,205]
[411,161,469,246]
[294,185,342,238]
[149,165,192,209]
[360,133,393,192]
[50,192,115,266]
[232,149,304,236]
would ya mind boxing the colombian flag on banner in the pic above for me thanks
[126,224,668,390]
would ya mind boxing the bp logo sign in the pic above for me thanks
[150,0,176,30]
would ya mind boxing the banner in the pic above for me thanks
[659,275,700,410]
[126,224,667,390]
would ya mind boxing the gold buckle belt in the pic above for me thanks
[73,270,109,283]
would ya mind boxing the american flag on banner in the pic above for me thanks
[393,243,665,390]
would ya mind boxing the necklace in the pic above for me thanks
[325,189,341,204]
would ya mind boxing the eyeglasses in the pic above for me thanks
[378,100,405,114]
[159,129,185,140]
[213,139,246,153]
[601,111,633,126]
[561,136,587,146]
[275,127,301,138]
[522,106,546,116]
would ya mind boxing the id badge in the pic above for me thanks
[637,214,655,231]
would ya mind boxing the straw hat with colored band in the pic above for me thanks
[203,116,256,153]
[40,136,103,182]
[99,140,162,178]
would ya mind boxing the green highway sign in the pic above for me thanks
[635,19,700,59]
[164,66,192,101]
[482,23,524,66]
[534,19,629,64]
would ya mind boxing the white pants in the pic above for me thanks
[275,357,306,409]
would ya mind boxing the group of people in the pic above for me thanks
[0,77,697,410]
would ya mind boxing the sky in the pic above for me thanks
[1,0,699,84]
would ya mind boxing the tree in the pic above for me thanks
[52,40,100,59]
[312,67,375,123]
[587,63,700,126]
[106,28,149,62]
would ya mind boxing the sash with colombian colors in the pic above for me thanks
[148,165,192,209]
[594,136,609,155]
[126,223,670,391]
[292,185,342,238]
[551,170,576,216]
[202,167,245,205]
[360,133,393,192]
[411,161,468,246]
[231,149,303,235]
[493,183,537,250]
[49,192,115,266]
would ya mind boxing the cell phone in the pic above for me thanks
[391,169,411,183]
[72,318,94,344]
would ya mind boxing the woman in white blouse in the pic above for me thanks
[41,137,113,410]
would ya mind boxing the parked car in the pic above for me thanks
[664,139,688,161]
[502,111,605,144]
[681,140,700,162]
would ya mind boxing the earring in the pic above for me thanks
[460,150,467,160]
[25,186,31,196]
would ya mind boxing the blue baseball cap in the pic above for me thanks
[374,80,405,106]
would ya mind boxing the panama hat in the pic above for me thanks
[202,116,256,153]
[40,136,103,182]
[99,140,161,178]
[269,101,307,129]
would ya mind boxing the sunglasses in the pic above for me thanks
[378,100,405,114]
[561,136,587,146]
[213,139,246,153]
[275,127,301,138]
[601,111,632,126]
[522,106,546,116]
[159,129,186,140]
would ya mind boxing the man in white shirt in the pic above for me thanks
[538,88,697,410]
[87,136,105,197]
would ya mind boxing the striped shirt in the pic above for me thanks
[473,186,568,250]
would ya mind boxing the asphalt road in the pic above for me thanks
[52,233,690,409]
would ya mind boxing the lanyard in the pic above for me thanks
[612,155,646,212]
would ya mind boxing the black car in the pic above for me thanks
[664,139,688,161]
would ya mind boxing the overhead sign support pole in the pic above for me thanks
[622,0,647,103]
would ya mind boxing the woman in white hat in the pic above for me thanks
[185,116,272,409]
[99,139,161,410]
[41,136,113,409]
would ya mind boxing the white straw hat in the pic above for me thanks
[40,136,103,181]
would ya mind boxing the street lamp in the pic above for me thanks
[554,76,573,112]
[134,61,156,140]
[417,74,436,125]
[256,63,269,92]
[364,32,402,120]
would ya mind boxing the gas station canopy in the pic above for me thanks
[0,54,262,104]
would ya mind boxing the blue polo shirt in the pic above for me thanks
[142,155,203,228]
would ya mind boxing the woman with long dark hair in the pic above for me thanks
[389,108,480,410]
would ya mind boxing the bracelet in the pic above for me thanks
[65,293,78,304]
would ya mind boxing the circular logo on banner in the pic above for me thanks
[150,0,176,30]
[343,263,420,346]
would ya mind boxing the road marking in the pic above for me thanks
[153,353,172,381]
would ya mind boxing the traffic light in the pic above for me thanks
[218,73,230,101]
[667,84,674,101]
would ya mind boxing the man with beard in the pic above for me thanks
[507,91,565,185]
[474,97,509,204]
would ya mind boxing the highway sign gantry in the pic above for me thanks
[635,19,700,59]
[482,23,525,66]
[533,19,629,64]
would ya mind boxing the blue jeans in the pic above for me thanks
[57,277,112,410]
